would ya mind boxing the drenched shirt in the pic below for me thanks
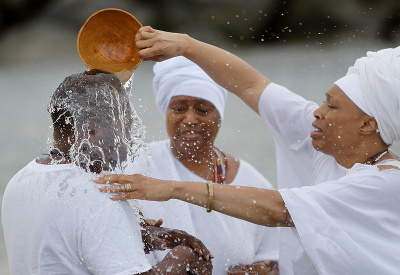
[2,160,151,275]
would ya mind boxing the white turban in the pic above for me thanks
[334,46,400,145]
[153,56,227,120]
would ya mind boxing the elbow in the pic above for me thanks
[261,192,294,227]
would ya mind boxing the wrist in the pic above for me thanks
[170,180,184,200]
[181,34,195,59]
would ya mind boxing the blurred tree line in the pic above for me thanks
[0,0,399,45]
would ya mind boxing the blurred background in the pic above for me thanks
[1,0,399,273]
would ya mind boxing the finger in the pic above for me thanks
[188,241,214,261]
[160,241,168,250]
[94,174,133,184]
[137,26,155,35]
[154,218,163,227]
[135,28,156,44]
[98,184,127,193]
[109,193,133,201]
[142,218,163,227]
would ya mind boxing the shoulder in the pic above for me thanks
[147,139,170,155]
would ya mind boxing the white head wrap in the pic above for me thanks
[334,46,400,145]
[153,56,227,120]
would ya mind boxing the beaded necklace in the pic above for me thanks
[212,148,227,184]
[364,149,388,165]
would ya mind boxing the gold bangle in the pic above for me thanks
[206,181,214,213]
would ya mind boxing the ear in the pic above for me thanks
[359,116,378,136]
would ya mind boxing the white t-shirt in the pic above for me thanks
[127,140,280,275]
[2,160,152,275]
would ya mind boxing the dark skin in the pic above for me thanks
[166,96,240,184]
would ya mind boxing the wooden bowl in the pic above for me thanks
[77,8,143,81]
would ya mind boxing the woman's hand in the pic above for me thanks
[95,173,175,201]
[135,26,190,62]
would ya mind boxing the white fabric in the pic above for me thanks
[334,73,372,116]
[2,160,151,275]
[258,83,348,275]
[126,140,280,275]
[347,46,400,145]
[153,56,227,119]
[279,163,400,274]
[378,159,400,169]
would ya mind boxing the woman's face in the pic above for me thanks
[166,96,221,157]
[311,85,368,157]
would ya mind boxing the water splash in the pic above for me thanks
[47,70,146,175]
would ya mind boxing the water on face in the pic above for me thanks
[47,73,146,174]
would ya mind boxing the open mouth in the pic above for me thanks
[180,130,202,139]
[310,123,323,138]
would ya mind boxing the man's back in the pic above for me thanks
[2,160,151,274]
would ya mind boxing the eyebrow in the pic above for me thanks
[170,99,188,104]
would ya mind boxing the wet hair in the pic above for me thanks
[48,69,136,173]
[49,69,122,131]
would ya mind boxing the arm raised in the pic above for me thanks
[135,26,271,114]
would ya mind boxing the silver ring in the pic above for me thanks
[125,183,132,192]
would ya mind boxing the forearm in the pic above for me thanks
[172,181,293,227]
[96,174,292,227]
[182,36,271,113]
[136,27,270,113]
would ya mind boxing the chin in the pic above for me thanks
[312,139,326,153]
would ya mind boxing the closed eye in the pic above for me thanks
[196,109,210,115]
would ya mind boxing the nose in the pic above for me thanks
[313,104,325,120]
[182,108,199,125]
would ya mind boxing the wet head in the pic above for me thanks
[48,69,139,173]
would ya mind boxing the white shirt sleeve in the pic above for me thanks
[79,200,152,275]
[258,83,318,146]
[279,165,400,274]
[258,83,319,190]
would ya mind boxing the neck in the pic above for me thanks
[51,144,71,158]
[171,144,215,181]
[335,145,390,168]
